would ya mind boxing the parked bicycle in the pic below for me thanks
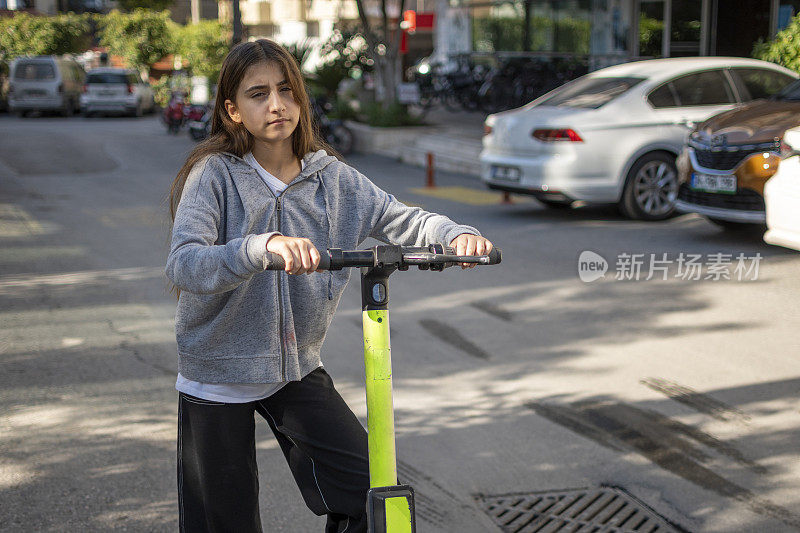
[311,95,355,156]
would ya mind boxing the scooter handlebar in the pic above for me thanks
[263,245,501,271]
[486,247,502,265]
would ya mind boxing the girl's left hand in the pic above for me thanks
[449,234,493,269]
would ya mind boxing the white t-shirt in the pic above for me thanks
[175,152,315,403]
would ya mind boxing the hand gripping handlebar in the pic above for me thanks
[264,243,502,272]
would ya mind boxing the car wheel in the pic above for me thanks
[619,152,678,221]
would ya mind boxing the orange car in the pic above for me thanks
[676,82,800,228]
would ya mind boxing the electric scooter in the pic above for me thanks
[266,243,502,533]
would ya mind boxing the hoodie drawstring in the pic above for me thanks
[318,173,334,300]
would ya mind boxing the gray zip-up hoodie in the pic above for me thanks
[166,150,479,384]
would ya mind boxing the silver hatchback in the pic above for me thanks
[80,68,156,117]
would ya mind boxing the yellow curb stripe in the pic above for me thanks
[408,186,530,206]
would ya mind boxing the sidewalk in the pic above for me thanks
[348,107,488,178]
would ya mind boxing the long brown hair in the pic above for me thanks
[168,39,332,222]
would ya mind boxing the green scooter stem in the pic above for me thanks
[362,268,414,533]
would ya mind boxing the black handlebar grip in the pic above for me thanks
[443,245,501,265]
[317,251,331,271]
[264,251,331,271]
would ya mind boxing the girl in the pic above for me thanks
[166,39,493,533]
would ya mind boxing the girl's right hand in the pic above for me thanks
[266,235,321,275]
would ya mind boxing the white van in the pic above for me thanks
[8,56,85,117]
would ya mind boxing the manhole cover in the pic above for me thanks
[477,487,682,532]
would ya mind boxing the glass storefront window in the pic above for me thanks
[471,0,591,54]
[590,0,633,68]
[777,2,800,31]
[472,3,525,52]
[639,0,664,57]
[670,0,701,56]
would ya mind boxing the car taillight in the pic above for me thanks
[82,84,88,94]
[127,84,134,94]
[483,124,493,136]
[532,128,583,142]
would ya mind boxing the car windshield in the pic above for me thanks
[774,79,800,100]
[14,62,55,80]
[86,73,129,84]
[537,76,645,109]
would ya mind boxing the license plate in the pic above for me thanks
[26,90,46,97]
[491,165,521,182]
[691,172,736,194]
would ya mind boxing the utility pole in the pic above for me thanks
[523,0,532,51]
[232,0,243,46]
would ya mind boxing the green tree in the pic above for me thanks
[96,9,175,74]
[353,0,406,110]
[0,12,91,62]
[284,39,315,71]
[753,14,800,73]
[308,29,373,98]
[175,19,230,81]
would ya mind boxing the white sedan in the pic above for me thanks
[480,57,797,220]
[764,126,800,252]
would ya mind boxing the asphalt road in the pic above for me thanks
[1,114,800,533]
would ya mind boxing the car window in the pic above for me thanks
[14,62,55,80]
[647,83,679,108]
[537,76,645,109]
[776,79,800,100]
[86,72,128,84]
[669,70,735,106]
[731,68,795,100]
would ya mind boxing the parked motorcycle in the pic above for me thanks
[188,106,211,141]
[163,94,186,134]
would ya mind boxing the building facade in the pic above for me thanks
[451,0,800,70]
[218,0,359,46]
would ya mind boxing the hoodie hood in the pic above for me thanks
[220,149,339,184]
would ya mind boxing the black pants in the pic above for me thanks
[177,367,370,533]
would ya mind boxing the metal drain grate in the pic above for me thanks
[478,487,680,533]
